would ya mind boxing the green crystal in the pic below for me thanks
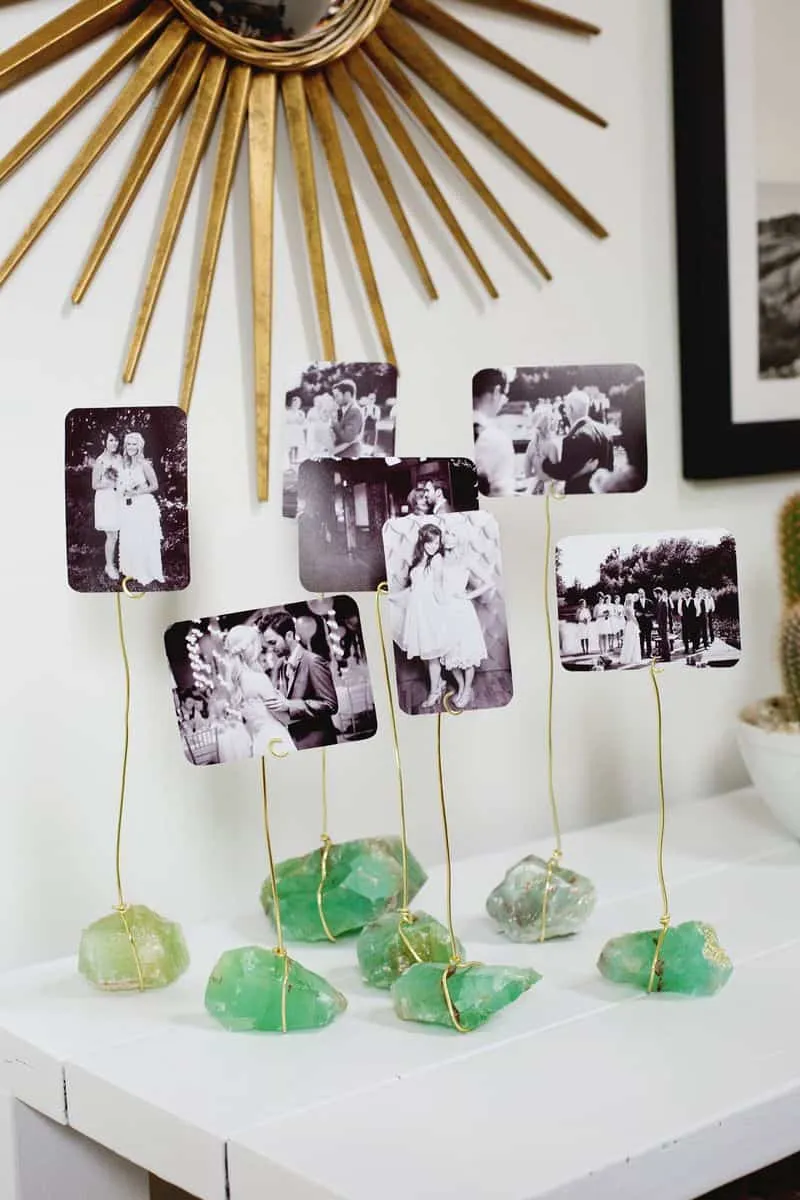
[260,837,427,942]
[357,910,460,989]
[486,855,596,942]
[205,946,347,1032]
[392,961,541,1031]
[597,920,733,996]
[78,905,189,992]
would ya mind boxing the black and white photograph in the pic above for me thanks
[298,456,479,594]
[672,0,800,478]
[471,363,646,498]
[282,361,398,517]
[192,0,341,42]
[164,597,376,766]
[65,406,189,594]
[382,510,513,716]
[555,528,741,673]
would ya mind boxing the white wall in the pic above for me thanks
[0,0,791,973]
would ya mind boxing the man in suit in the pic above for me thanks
[679,586,696,654]
[472,368,516,497]
[260,611,339,749]
[542,390,614,495]
[424,479,451,515]
[634,587,655,659]
[332,379,364,458]
[654,587,671,663]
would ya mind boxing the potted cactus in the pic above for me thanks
[736,493,800,836]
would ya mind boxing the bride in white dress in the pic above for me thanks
[224,626,297,757]
[91,431,123,580]
[118,432,164,586]
[619,593,643,667]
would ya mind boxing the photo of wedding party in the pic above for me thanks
[382,510,513,715]
[298,456,479,594]
[471,363,647,497]
[555,529,741,672]
[164,597,376,766]
[65,407,189,594]
[282,361,398,517]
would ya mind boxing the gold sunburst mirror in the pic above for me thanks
[0,0,607,500]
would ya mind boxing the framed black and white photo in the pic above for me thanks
[673,0,800,479]
[555,528,741,673]
[282,361,398,517]
[65,406,189,594]
[471,363,646,497]
[382,510,513,716]
[164,597,377,766]
[297,456,480,594]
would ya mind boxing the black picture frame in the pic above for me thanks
[672,0,800,480]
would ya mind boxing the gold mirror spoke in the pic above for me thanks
[282,72,335,359]
[325,57,437,302]
[179,62,251,413]
[124,53,228,383]
[0,0,147,93]
[346,49,497,298]
[73,39,208,304]
[394,0,606,128]
[247,70,278,502]
[445,0,600,38]
[365,33,549,280]
[377,8,607,239]
[0,20,189,288]
[0,2,172,187]
[305,71,395,364]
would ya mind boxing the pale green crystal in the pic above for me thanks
[78,905,189,992]
[392,961,541,1031]
[486,855,596,942]
[260,836,427,942]
[205,946,347,1032]
[357,910,460,989]
[597,920,733,996]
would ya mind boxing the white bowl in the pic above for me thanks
[736,699,800,838]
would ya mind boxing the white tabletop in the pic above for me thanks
[0,789,797,1200]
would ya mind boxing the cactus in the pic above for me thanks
[781,604,800,721]
[779,493,800,607]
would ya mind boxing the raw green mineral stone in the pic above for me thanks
[392,961,541,1031]
[597,920,733,996]
[260,837,427,942]
[78,905,189,992]
[357,910,461,989]
[205,946,347,1032]
[486,855,597,942]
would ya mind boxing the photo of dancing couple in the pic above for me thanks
[165,598,376,766]
[65,407,189,594]
[472,363,647,498]
[282,361,398,517]
[298,456,479,594]
[555,529,741,673]
[383,511,513,716]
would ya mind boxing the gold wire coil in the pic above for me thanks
[167,0,391,70]
[647,660,671,994]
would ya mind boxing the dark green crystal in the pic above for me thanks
[205,946,347,1031]
[357,910,460,989]
[597,920,733,996]
[392,961,541,1031]
[260,837,427,942]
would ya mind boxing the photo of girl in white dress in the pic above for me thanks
[383,510,513,715]
[65,407,189,594]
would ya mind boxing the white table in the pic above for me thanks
[1,789,799,1200]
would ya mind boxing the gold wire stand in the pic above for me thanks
[539,488,565,941]
[112,580,146,991]
[647,660,670,993]
[263,740,291,1032]
[436,693,479,1033]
